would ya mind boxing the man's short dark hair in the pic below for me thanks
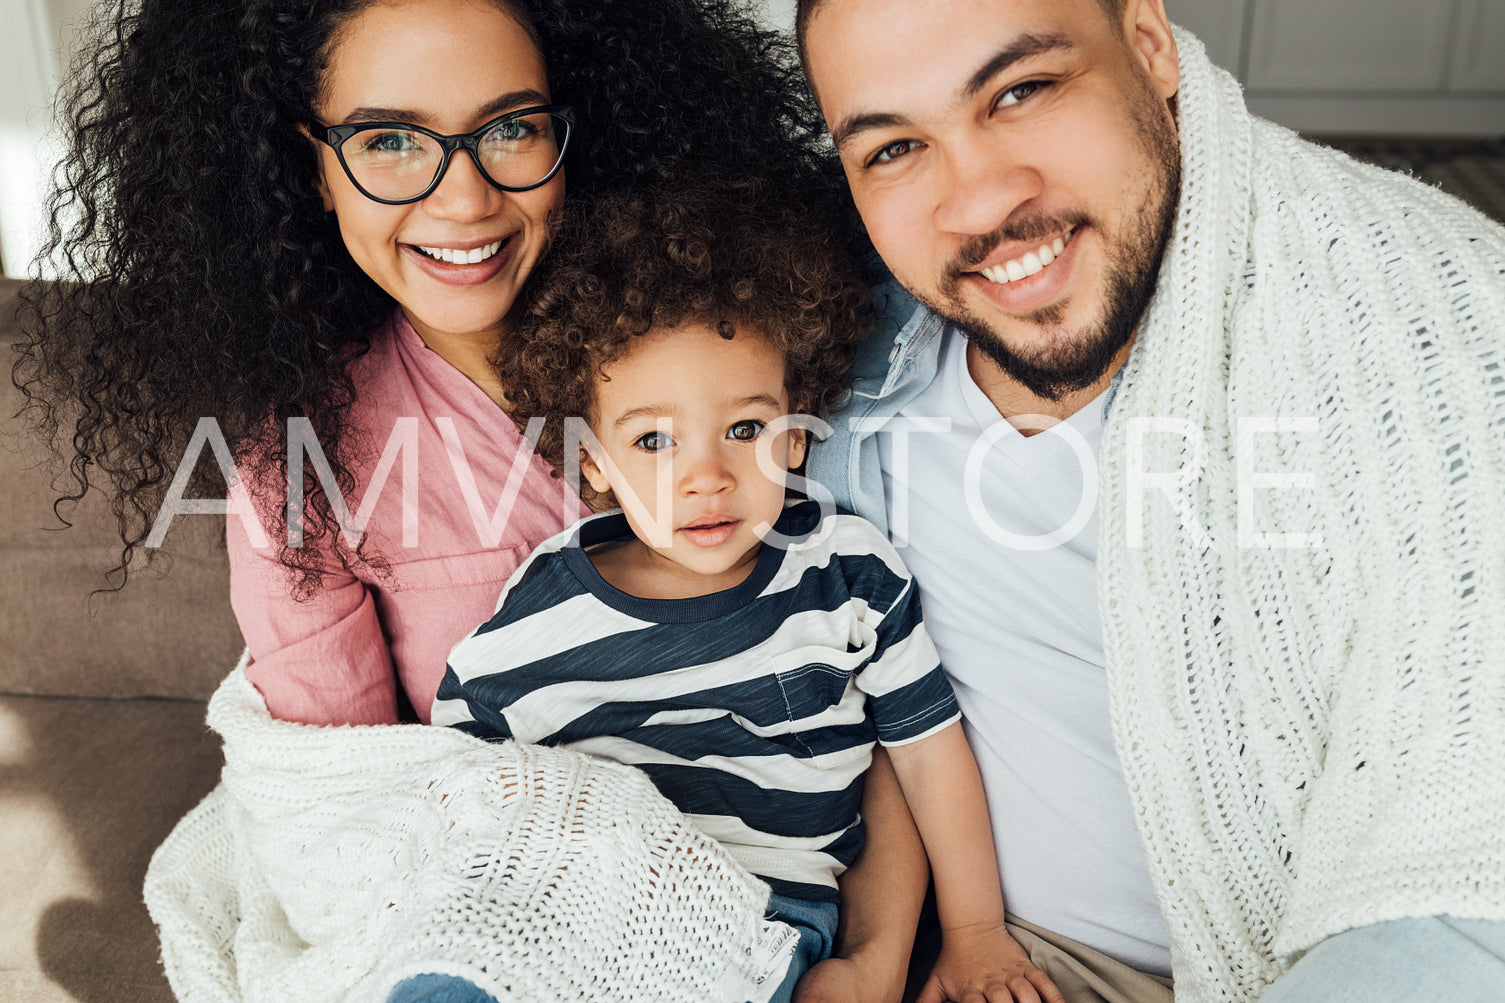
[794,0,1127,82]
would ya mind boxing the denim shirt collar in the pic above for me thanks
[857,275,1127,420]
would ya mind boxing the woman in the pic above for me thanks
[17,0,849,725]
[17,0,924,999]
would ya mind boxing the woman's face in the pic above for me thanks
[312,0,563,346]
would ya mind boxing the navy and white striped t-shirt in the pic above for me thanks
[432,501,960,901]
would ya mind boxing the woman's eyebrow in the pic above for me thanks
[340,89,552,126]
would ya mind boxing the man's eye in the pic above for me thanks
[868,139,921,167]
[997,81,1045,108]
[727,420,765,442]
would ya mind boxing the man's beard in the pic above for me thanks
[918,85,1182,403]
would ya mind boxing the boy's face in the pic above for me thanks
[581,323,807,584]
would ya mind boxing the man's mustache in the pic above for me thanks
[947,210,1092,279]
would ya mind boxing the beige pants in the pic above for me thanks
[907,914,1174,1003]
[1005,915,1173,1003]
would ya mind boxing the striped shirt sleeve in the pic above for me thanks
[837,518,961,746]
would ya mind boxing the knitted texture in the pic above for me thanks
[144,661,797,1003]
[1097,29,1505,1003]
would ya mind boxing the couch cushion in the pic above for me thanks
[1,279,244,700]
[0,693,222,1003]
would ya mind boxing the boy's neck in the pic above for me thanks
[589,536,764,601]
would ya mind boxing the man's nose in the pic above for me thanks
[932,142,1042,236]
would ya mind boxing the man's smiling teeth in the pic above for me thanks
[980,231,1072,284]
[416,240,503,265]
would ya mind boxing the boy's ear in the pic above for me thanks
[786,424,808,470]
[580,446,613,496]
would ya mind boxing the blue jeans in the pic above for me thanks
[383,893,838,1003]
[1259,915,1505,1002]
[753,893,840,1003]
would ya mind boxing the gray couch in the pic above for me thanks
[1,278,244,1002]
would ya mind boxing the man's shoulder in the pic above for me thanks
[1248,120,1505,255]
[850,262,923,379]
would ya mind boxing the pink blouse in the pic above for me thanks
[227,314,588,725]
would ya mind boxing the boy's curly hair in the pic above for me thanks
[500,178,872,508]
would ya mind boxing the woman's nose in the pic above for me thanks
[423,149,503,222]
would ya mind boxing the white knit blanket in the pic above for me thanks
[1098,29,1505,1003]
[144,662,797,1003]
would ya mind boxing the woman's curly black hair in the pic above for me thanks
[13,0,860,592]
[501,177,872,510]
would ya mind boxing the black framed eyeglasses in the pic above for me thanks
[313,104,574,205]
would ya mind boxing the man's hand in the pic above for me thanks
[915,923,1066,1003]
[793,950,907,1003]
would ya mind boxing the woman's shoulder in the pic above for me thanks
[342,312,405,387]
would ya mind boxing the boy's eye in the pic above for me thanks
[727,420,765,442]
[634,431,675,452]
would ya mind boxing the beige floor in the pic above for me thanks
[0,696,221,1003]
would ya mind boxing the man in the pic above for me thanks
[796,1,1505,1001]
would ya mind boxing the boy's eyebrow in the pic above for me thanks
[611,395,783,428]
[613,404,675,428]
[734,394,784,411]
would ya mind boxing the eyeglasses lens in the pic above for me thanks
[341,113,568,201]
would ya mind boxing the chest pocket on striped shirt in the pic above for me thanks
[771,647,868,727]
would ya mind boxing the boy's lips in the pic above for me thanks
[678,516,742,548]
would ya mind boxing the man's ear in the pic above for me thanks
[1125,0,1180,101]
[580,446,613,496]
[298,123,337,212]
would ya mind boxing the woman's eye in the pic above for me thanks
[997,81,1044,108]
[727,420,765,442]
[869,139,920,167]
[484,117,541,146]
[359,130,422,154]
[635,431,674,452]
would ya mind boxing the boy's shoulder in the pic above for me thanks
[781,500,913,582]
[479,510,628,627]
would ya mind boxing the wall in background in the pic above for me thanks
[759,0,1505,136]
[1,0,61,279]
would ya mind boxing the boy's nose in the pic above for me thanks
[678,451,736,496]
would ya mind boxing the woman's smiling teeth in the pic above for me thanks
[415,240,504,265]
[980,230,1073,284]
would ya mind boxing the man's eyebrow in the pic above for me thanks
[831,111,909,154]
[831,32,1075,153]
[341,89,552,127]
[963,32,1074,98]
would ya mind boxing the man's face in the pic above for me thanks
[806,0,1182,401]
